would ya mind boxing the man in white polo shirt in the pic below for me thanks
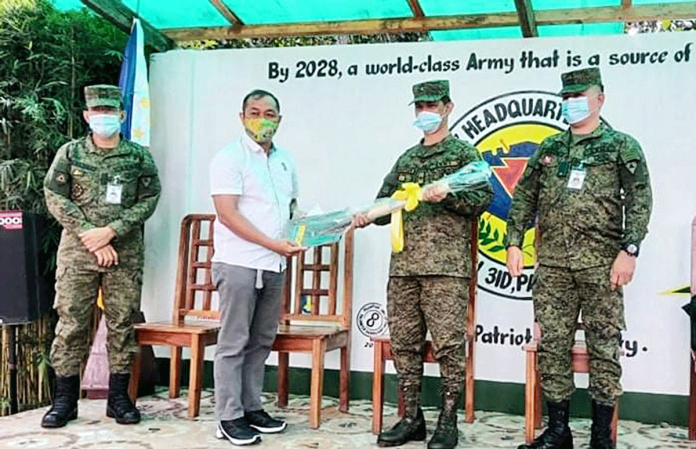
[210,89,304,446]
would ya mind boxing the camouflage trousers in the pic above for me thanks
[387,276,468,393]
[50,266,143,377]
[534,264,625,405]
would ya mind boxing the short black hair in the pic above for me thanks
[86,102,124,110]
[414,96,452,107]
[242,89,280,113]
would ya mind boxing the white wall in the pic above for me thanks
[145,33,696,394]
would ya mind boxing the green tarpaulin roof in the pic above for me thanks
[54,0,696,51]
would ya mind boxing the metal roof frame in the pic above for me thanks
[78,0,696,52]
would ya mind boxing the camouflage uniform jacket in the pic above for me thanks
[506,123,652,270]
[375,134,493,277]
[44,135,161,271]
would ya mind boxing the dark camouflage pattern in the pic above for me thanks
[387,276,469,392]
[410,80,450,104]
[377,133,490,412]
[44,135,160,376]
[375,134,494,277]
[50,266,143,376]
[45,136,161,269]
[560,67,603,95]
[506,123,652,269]
[84,84,122,109]
[534,264,624,405]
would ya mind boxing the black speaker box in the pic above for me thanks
[0,211,53,324]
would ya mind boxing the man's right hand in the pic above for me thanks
[94,244,119,267]
[352,213,372,229]
[79,226,116,253]
[506,245,524,277]
[272,239,306,257]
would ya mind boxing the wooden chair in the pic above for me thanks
[273,228,354,429]
[130,214,220,418]
[689,350,696,440]
[687,215,696,440]
[523,322,619,444]
[371,223,478,435]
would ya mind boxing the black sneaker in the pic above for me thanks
[245,410,287,434]
[215,418,261,446]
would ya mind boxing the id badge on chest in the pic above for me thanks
[106,176,123,204]
[566,167,586,190]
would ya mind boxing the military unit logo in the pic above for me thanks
[357,302,388,338]
[451,91,566,300]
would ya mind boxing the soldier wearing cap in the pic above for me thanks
[506,68,652,449]
[354,80,492,449]
[41,84,161,428]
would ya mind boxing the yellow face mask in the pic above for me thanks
[243,117,279,143]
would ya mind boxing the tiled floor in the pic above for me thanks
[1,389,694,448]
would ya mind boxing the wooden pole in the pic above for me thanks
[80,0,174,51]
[161,3,696,41]
[8,325,18,414]
[406,0,425,18]
[210,0,244,28]
[514,0,538,38]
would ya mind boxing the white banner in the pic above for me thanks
[145,32,696,395]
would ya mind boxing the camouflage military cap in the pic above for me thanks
[560,68,603,95]
[84,84,122,108]
[410,80,449,104]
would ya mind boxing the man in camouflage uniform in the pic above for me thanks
[355,80,493,449]
[506,68,652,449]
[41,85,161,428]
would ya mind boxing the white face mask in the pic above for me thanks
[89,113,121,137]
[561,96,595,125]
[413,111,443,134]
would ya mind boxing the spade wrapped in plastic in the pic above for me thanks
[361,198,406,221]
[286,199,406,248]
[286,209,353,248]
[421,160,492,198]
[285,161,491,248]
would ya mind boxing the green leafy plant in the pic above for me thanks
[179,32,425,50]
[478,216,507,254]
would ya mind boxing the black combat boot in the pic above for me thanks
[517,400,573,449]
[377,384,426,447]
[106,373,141,424]
[589,400,615,449]
[427,388,460,449]
[41,375,80,428]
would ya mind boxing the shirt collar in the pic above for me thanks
[85,133,130,156]
[418,133,453,157]
[241,131,275,155]
[566,122,608,145]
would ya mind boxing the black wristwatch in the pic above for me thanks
[622,243,639,257]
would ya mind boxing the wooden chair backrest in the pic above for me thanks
[692,215,696,307]
[691,216,696,356]
[173,214,218,324]
[468,219,478,338]
[281,228,354,329]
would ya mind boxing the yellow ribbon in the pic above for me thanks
[96,286,104,310]
[390,182,422,253]
[293,224,306,246]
